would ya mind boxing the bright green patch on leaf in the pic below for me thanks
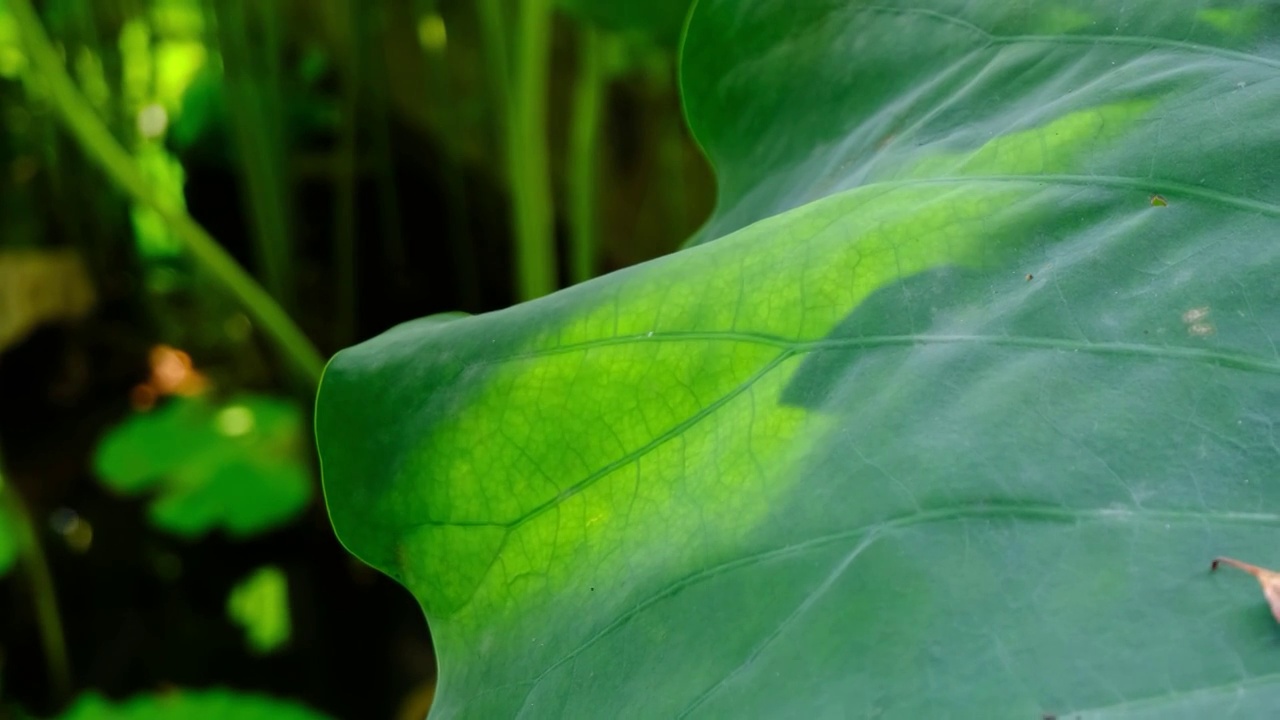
[227,564,291,654]
[55,689,332,720]
[1027,6,1093,34]
[899,100,1152,179]
[95,395,311,538]
[1197,7,1264,36]
[318,0,1280,717]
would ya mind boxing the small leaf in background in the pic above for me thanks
[227,565,291,654]
[1212,557,1280,624]
[54,689,332,720]
[94,394,312,538]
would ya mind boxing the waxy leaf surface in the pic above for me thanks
[317,1,1280,716]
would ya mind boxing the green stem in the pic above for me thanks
[567,26,604,285]
[214,0,295,308]
[360,4,408,290]
[10,0,325,383]
[657,54,690,239]
[508,0,557,300]
[0,455,69,702]
[476,0,511,147]
[333,2,361,347]
[415,0,480,310]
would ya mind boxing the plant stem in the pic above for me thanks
[507,0,557,300]
[333,0,362,347]
[213,0,295,309]
[475,0,511,147]
[415,0,480,310]
[0,454,69,702]
[10,0,325,384]
[567,26,604,285]
[658,54,690,239]
[359,4,408,292]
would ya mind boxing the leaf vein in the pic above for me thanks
[506,503,1280,714]
[862,5,1280,69]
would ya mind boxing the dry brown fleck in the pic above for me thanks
[1182,307,1209,324]
[1212,557,1280,623]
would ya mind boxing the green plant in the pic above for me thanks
[0,450,68,699]
[316,0,1280,717]
[9,0,325,383]
[226,564,292,655]
[55,690,331,720]
[94,394,311,538]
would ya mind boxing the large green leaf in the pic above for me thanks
[316,0,1280,717]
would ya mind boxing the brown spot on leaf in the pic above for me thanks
[1150,194,1168,207]
[1025,273,1034,281]
[1212,557,1280,623]
[1181,306,1214,337]
[1182,307,1209,324]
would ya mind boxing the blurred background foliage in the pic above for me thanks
[0,0,712,717]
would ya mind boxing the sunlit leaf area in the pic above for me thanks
[0,0,707,717]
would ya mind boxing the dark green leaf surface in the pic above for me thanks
[96,395,311,538]
[317,1,1280,717]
